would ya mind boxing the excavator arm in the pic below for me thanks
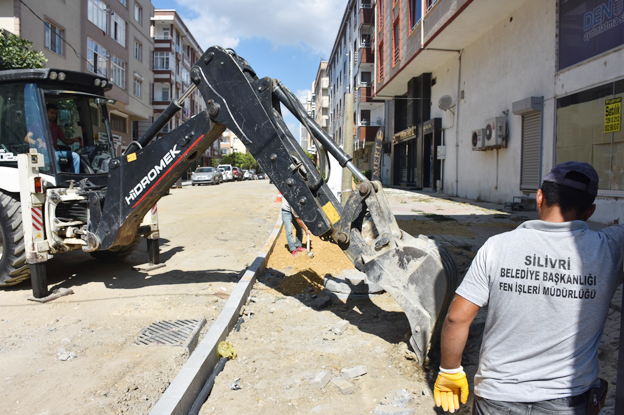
[91,46,458,364]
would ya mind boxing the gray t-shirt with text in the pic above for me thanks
[456,220,624,402]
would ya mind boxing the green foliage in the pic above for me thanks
[220,152,260,171]
[304,151,316,163]
[221,153,234,165]
[0,30,47,70]
[212,159,220,167]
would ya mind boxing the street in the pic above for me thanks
[0,179,278,415]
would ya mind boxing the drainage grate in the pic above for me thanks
[135,319,206,348]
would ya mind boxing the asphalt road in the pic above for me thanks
[0,178,278,415]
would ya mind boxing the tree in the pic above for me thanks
[0,30,47,70]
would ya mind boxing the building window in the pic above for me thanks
[111,13,126,47]
[132,120,139,140]
[181,67,190,85]
[110,113,127,133]
[409,0,422,31]
[153,51,172,70]
[134,40,142,61]
[134,3,142,24]
[88,0,108,33]
[44,21,64,56]
[556,80,624,191]
[393,22,400,65]
[161,27,170,39]
[378,42,384,81]
[161,85,170,101]
[111,55,126,89]
[133,74,143,97]
[87,38,107,77]
[379,0,384,26]
[361,71,371,85]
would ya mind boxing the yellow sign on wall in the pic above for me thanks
[605,97,621,133]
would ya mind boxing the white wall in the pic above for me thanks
[429,0,556,204]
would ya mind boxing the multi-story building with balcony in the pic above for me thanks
[299,89,314,152]
[375,0,624,223]
[219,129,246,157]
[328,0,384,174]
[1,0,155,155]
[313,60,330,137]
[151,9,218,166]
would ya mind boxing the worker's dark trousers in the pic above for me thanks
[472,394,587,414]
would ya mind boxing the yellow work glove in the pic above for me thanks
[434,366,469,413]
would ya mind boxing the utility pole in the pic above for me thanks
[342,93,354,205]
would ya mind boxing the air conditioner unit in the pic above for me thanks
[485,117,507,148]
[471,129,486,151]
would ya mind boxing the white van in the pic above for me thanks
[218,164,233,181]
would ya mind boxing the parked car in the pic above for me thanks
[219,168,226,182]
[242,170,251,180]
[232,166,243,181]
[218,164,234,181]
[256,173,265,180]
[191,167,221,186]
[249,169,257,180]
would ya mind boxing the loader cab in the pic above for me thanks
[0,69,114,186]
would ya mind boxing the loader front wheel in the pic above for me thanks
[0,192,30,286]
[90,236,141,262]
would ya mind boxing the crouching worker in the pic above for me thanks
[435,161,620,414]
[281,197,310,257]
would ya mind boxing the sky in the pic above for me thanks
[150,0,347,142]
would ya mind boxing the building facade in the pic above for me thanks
[299,88,314,152]
[1,0,155,155]
[150,9,218,167]
[373,0,624,223]
[219,129,246,157]
[327,0,385,176]
[313,60,330,144]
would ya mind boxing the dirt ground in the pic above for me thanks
[200,228,444,415]
[0,180,278,415]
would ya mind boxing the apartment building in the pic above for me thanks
[375,0,624,224]
[219,129,246,157]
[313,60,330,141]
[299,89,314,152]
[151,9,218,167]
[328,0,384,174]
[0,0,155,154]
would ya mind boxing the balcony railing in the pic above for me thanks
[359,7,373,27]
[358,47,374,65]
[355,125,381,143]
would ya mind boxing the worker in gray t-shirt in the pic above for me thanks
[434,161,624,414]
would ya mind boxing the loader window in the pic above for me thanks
[0,83,52,173]
[45,94,113,174]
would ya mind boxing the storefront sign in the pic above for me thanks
[605,97,621,132]
[392,125,418,144]
[559,0,624,70]
[372,128,383,181]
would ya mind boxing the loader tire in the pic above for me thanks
[0,192,30,286]
[90,235,141,262]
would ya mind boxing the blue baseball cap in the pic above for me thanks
[543,161,599,197]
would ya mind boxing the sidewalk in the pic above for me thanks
[382,187,620,414]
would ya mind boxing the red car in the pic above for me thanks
[232,166,243,181]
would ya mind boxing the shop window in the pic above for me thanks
[556,80,624,191]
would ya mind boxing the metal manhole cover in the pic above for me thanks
[135,319,206,348]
